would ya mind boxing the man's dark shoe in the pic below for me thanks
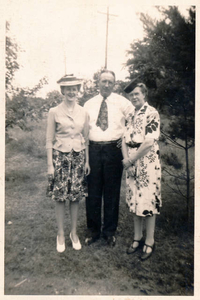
[85,235,100,246]
[107,236,116,247]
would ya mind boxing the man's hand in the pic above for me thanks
[117,139,122,149]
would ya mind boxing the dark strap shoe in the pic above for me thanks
[141,243,155,261]
[126,238,144,254]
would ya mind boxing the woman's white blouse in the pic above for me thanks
[46,102,89,152]
[124,102,160,144]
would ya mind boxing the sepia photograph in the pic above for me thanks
[4,0,196,298]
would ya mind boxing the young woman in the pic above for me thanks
[46,74,90,252]
[122,82,161,260]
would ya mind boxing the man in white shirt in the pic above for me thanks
[84,70,135,246]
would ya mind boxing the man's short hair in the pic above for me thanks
[100,69,116,81]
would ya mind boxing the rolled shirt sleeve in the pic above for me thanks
[122,98,135,120]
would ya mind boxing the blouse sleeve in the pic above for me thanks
[46,108,56,149]
[145,109,160,140]
[82,111,90,147]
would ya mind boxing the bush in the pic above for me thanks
[6,119,46,159]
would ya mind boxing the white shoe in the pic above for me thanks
[57,236,65,253]
[70,232,82,250]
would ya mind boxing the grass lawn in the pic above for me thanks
[5,120,194,296]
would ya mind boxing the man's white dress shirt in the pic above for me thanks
[84,93,135,142]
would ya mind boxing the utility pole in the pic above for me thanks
[98,7,118,69]
[105,6,109,69]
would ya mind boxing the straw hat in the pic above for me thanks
[57,74,82,87]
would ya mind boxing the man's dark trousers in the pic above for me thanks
[86,141,123,239]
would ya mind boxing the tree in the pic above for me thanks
[126,6,195,222]
[6,75,49,131]
[6,21,20,94]
[43,90,64,111]
[5,21,49,131]
[78,69,102,107]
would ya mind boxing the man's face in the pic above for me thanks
[99,72,115,98]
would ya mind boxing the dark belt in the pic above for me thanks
[90,139,120,145]
[126,142,142,148]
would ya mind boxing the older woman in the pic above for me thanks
[46,74,90,252]
[122,82,161,261]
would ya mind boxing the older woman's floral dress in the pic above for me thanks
[124,102,161,217]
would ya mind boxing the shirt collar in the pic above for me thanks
[136,101,148,115]
[99,93,112,101]
[61,101,79,117]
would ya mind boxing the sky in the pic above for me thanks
[6,0,193,98]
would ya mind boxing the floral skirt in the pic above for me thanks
[126,145,162,217]
[51,149,87,202]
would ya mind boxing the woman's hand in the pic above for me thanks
[127,165,135,177]
[85,162,90,176]
[122,158,132,170]
[48,165,55,178]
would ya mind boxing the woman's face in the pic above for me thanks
[129,87,146,110]
[63,85,79,102]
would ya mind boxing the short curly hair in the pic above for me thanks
[135,83,148,98]
[60,84,81,95]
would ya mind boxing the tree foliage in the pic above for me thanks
[126,6,195,222]
[126,7,195,138]
[6,77,49,131]
[5,21,49,131]
[6,21,20,93]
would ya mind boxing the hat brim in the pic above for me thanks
[124,77,141,94]
[59,80,82,87]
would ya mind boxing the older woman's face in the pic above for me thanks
[129,87,146,110]
[63,85,79,102]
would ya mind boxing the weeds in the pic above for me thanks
[6,119,47,159]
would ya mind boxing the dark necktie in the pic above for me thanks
[96,97,108,131]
